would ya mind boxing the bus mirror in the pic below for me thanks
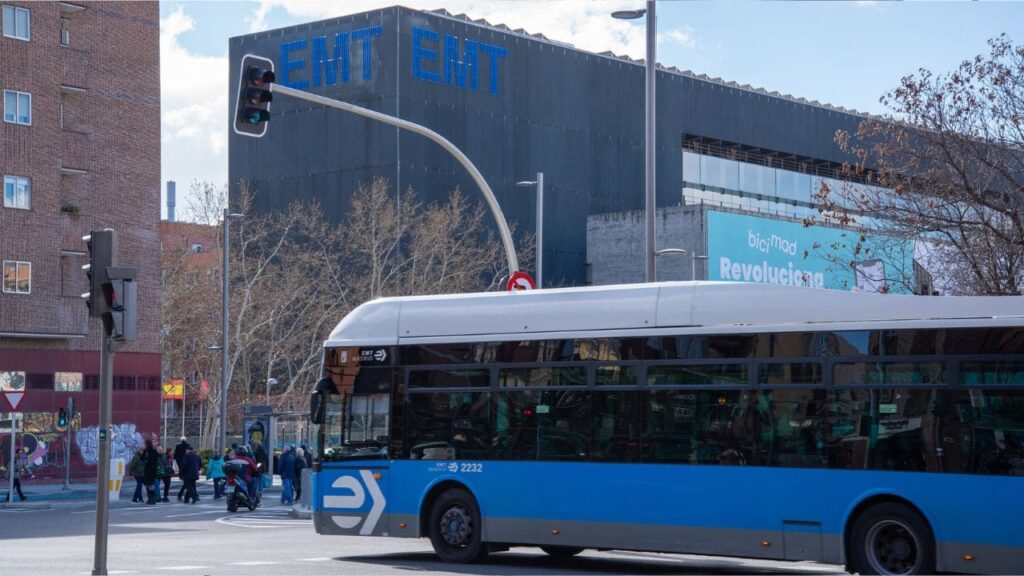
[310,390,324,425]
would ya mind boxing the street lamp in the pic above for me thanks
[613,1,657,283]
[516,173,544,288]
[219,210,243,456]
[655,248,685,281]
[691,254,709,281]
[266,377,277,405]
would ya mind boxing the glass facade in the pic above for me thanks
[682,150,890,221]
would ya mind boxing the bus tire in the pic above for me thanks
[428,488,488,564]
[541,546,584,558]
[848,502,935,575]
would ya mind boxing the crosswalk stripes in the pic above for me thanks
[215,507,310,529]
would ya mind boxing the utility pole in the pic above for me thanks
[82,229,137,576]
[63,396,73,490]
[7,411,16,505]
[92,330,113,576]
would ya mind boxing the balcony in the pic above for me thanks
[61,130,90,174]
[61,48,90,92]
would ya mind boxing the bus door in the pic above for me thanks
[310,346,394,536]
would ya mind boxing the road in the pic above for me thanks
[1,499,845,575]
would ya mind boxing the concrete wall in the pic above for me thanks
[587,206,707,285]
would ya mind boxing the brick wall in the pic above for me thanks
[0,1,160,355]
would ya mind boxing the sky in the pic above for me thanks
[159,0,1024,219]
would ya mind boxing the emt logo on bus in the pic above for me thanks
[323,470,385,535]
[276,24,509,95]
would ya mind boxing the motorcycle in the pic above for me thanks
[224,460,262,513]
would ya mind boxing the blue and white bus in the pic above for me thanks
[308,282,1024,574]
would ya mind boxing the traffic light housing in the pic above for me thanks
[102,269,137,342]
[58,408,68,427]
[82,230,116,318]
[234,54,275,138]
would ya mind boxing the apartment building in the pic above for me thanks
[0,2,160,477]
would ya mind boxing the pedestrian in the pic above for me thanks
[294,446,307,503]
[4,449,30,501]
[129,447,147,503]
[300,444,313,468]
[180,447,202,503]
[173,437,190,501]
[279,445,296,505]
[207,451,226,500]
[253,443,269,489]
[161,448,175,502]
[143,439,160,505]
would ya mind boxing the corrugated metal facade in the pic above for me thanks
[228,6,867,286]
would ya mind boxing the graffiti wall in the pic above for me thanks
[1,414,160,479]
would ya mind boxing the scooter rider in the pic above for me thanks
[233,445,261,503]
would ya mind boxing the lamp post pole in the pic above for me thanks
[612,2,657,282]
[691,255,708,281]
[516,173,544,288]
[644,0,656,283]
[219,210,243,455]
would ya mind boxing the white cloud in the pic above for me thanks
[160,6,229,217]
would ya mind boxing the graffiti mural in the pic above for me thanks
[75,423,145,465]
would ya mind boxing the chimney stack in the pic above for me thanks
[166,180,176,222]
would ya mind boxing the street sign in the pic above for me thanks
[2,390,25,411]
[505,271,536,291]
[162,379,183,400]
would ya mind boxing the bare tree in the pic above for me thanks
[162,177,524,442]
[810,35,1024,295]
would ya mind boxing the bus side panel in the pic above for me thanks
[384,460,1023,571]
[313,464,390,537]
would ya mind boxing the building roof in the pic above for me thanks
[325,282,1023,346]
[427,8,873,118]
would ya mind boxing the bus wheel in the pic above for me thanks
[428,488,488,564]
[541,546,584,558]
[848,503,935,575]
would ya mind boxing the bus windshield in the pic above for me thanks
[317,346,392,462]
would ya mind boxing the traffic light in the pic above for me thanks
[234,54,275,138]
[101,269,137,342]
[58,408,68,427]
[81,230,116,318]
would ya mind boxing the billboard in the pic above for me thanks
[707,210,914,293]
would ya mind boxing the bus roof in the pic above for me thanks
[324,281,1024,347]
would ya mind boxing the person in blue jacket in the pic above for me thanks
[206,452,226,499]
[278,446,296,505]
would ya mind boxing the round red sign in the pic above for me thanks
[505,271,536,291]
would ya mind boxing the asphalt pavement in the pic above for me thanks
[1,478,844,575]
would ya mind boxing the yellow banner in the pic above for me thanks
[162,379,183,400]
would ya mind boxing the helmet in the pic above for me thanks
[235,445,250,457]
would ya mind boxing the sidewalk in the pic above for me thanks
[2,477,283,510]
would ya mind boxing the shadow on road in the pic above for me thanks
[339,550,841,575]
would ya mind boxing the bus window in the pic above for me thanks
[834,362,945,385]
[645,390,749,464]
[408,392,491,459]
[647,363,746,386]
[961,361,1024,386]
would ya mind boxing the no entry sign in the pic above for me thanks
[505,271,536,291]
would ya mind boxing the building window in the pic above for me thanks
[0,370,26,390]
[55,372,83,392]
[3,176,30,209]
[2,260,31,294]
[2,5,30,41]
[4,90,31,125]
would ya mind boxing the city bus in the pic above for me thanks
[308,282,1024,574]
